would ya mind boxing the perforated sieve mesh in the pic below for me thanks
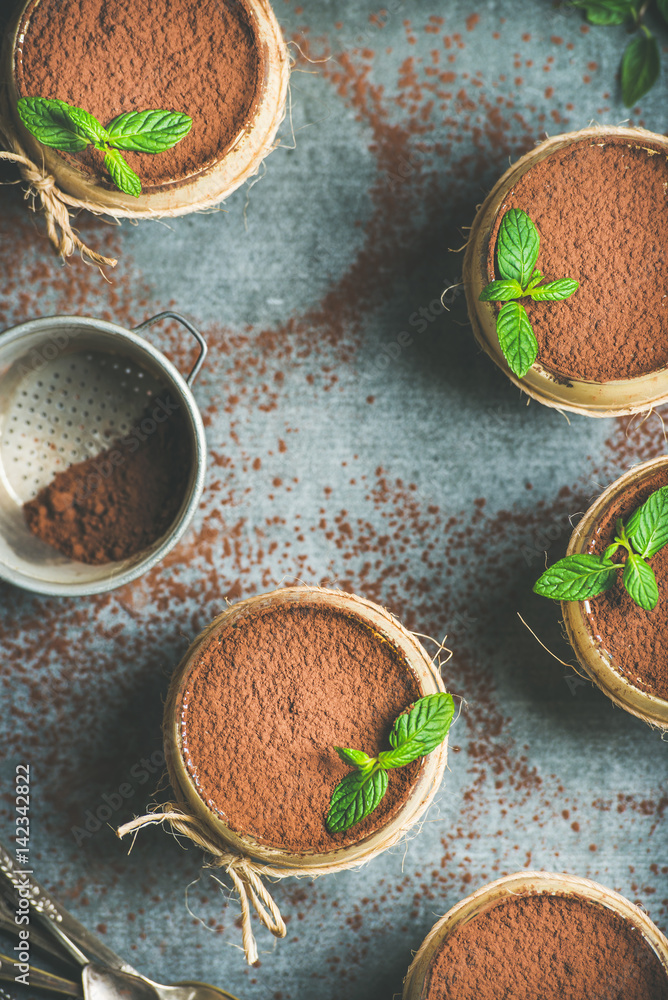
[1,350,165,505]
[0,313,206,596]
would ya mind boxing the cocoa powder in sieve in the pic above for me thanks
[423,892,668,1000]
[24,403,190,564]
[586,465,668,701]
[178,602,424,853]
[487,138,668,381]
[15,0,261,187]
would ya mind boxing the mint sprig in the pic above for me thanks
[16,97,193,198]
[571,2,663,107]
[325,692,454,834]
[106,110,194,153]
[15,98,89,152]
[534,485,668,612]
[479,208,579,379]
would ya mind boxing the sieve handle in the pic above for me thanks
[134,311,207,386]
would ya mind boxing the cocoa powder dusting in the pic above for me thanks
[16,0,260,186]
[0,13,666,977]
[424,893,668,1000]
[488,139,668,381]
[179,603,423,853]
[586,465,668,701]
[24,408,190,564]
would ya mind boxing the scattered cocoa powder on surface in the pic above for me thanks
[179,602,423,853]
[423,892,668,1000]
[24,406,191,564]
[586,464,668,701]
[487,138,668,381]
[16,0,260,187]
[1,14,667,971]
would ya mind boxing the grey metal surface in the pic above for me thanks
[0,2,666,999]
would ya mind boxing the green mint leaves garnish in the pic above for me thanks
[621,28,661,107]
[387,690,454,754]
[495,301,538,381]
[66,105,110,146]
[625,485,668,557]
[572,0,637,25]
[534,485,668,611]
[495,207,540,287]
[623,551,659,609]
[105,110,194,153]
[533,553,619,602]
[104,149,141,199]
[325,692,454,835]
[327,767,389,833]
[571,2,664,106]
[16,97,193,198]
[16,98,90,152]
[479,209,579,379]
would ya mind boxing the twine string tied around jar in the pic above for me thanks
[117,805,291,966]
[0,109,118,269]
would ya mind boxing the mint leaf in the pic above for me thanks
[534,554,619,601]
[479,279,524,302]
[106,110,193,153]
[626,486,668,558]
[335,747,376,769]
[570,0,636,25]
[621,32,660,107]
[658,0,668,24]
[16,97,89,152]
[525,270,544,293]
[325,766,388,833]
[530,278,579,301]
[104,149,141,197]
[622,553,659,610]
[325,692,454,832]
[65,105,109,146]
[496,301,538,378]
[378,737,426,769]
[389,692,454,756]
[603,541,622,561]
[497,208,540,287]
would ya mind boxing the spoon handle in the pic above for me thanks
[0,839,138,975]
[0,893,67,962]
[0,952,81,997]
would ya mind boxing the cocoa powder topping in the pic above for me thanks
[423,892,668,999]
[488,138,668,381]
[16,0,261,187]
[179,602,423,853]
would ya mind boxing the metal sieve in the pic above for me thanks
[0,311,207,596]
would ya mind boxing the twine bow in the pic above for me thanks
[117,806,287,965]
[0,139,117,269]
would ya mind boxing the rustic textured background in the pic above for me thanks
[1,2,667,998]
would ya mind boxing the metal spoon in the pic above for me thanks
[0,892,68,963]
[82,965,242,1000]
[82,964,159,1000]
[0,951,81,996]
[0,841,240,1000]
